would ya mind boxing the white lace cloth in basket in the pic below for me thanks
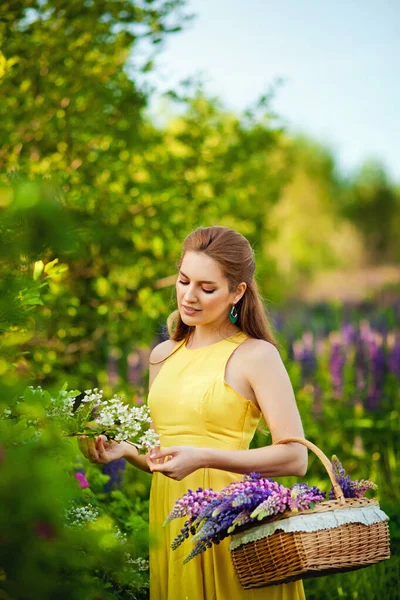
[229,505,389,551]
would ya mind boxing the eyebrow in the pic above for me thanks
[179,270,217,285]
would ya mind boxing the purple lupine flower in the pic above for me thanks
[354,333,369,396]
[167,473,324,564]
[329,338,346,398]
[341,322,356,346]
[359,319,373,343]
[102,458,126,493]
[329,455,376,499]
[366,334,386,410]
[292,331,317,384]
[288,483,326,512]
[388,333,400,381]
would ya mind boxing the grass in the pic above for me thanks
[303,555,399,600]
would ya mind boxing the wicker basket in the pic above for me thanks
[230,437,391,589]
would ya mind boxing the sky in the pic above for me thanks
[137,0,400,181]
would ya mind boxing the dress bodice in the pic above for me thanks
[148,331,261,450]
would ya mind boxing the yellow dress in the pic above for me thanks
[148,331,305,600]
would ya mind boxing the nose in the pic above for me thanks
[182,285,198,304]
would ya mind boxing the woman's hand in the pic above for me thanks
[146,446,204,481]
[78,434,129,464]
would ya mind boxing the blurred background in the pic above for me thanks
[0,1,399,599]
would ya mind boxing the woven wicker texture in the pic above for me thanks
[230,438,391,589]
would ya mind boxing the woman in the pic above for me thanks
[79,226,308,599]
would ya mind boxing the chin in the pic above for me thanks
[181,315,201,325]
[179,308,202,324]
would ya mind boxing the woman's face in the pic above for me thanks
[176,251,241,327]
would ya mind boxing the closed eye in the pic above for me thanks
[177,280,215,294]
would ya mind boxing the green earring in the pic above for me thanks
[229,304,238,324]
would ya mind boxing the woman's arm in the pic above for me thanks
[149,341,308,480]
[124,441,152,473]
[78,435,152,473]
[78,341,172,472]
[202,341,307,477]
[124,339,177,472]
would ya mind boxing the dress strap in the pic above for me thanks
[217,332,249,377]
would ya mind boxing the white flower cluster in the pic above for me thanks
[124,553,149,571]
[138,428,160,450]
[65,504,99,528]
[114,527,128,544]
[88,392,159,448]
[45,389,75,419]
[82,388,103,404]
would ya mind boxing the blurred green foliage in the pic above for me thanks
[0,385,151,599]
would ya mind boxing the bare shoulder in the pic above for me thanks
[149,338,180,364]
[230,338,282,381]
[240,337,281,362]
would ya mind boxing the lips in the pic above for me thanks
[182,305,201,312]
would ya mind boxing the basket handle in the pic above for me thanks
[275,437,345,505]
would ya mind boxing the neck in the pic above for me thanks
[187,324,241,349]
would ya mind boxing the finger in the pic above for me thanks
[78,435,89,459]
[149,458,176,473]
[96,435,109,450]
[87,439,100,462]
[96,436,108,461]
[80,436,93,461]
[97,435,117,460]
[147,453,170,465]
[145,454,155,471]
[150,446,177,460]
[149,444,160,458]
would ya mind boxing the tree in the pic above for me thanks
[0,5,288,392]
[339,160,399,263]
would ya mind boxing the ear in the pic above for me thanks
[232,282,247,304]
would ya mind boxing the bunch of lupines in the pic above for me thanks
[164,487,221,523]
[165,473,325,564]
[329,455,377,499]
[288,483,326,512]
[167,459,377,563]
